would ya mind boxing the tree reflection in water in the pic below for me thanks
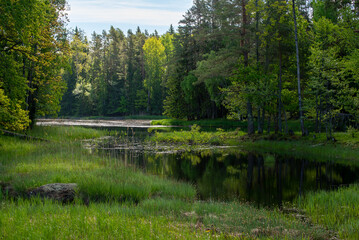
[91,132,359,207]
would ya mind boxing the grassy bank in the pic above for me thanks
[151,119,316,132]
[148,124,359,164]
[0,197,331,240]
[1,127,195,201]
[0,126,332,239]
[149,125,246,146]
[151,118,247,129]
[301,185,359,239]
[54,115,170,120]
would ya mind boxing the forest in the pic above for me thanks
[1,0,359,137]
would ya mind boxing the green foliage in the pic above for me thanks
[180,73,197,103]
[143,37,166,114]
[0,88,30,131]
[306,16,359,135]
[44,0,359,137]
[113,96,128,115]
[0,0,69,129]
[346,126,358,138]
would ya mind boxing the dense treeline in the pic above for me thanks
[163,0,359,137]
[60,0,359,138]
[0,0,69,131]
[1,0,359,136]
[60,27,173,116]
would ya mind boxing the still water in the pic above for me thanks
[86,127,359,207]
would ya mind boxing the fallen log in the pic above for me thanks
[0,129,50,142]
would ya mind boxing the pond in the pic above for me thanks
[83,126,359,208]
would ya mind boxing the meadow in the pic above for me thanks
[0,126,338,239]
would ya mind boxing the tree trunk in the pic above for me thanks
[0,129,49,142]
[292,0,305,136]
[147,88,151,113]
[278,45,283,133]
[255,0,259,65]
[258,108,263,134]
[282,102,288,134]
[315,93,319,133]
[267,114,271,134]
[27,57,36,129]
[241,0,254,135]
[247,101,255,134]
[261,107,265,134]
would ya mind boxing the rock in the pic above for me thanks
[29,183,77,203]
[0,182,18,198]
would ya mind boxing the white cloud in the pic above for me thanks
[68,7,183,26]
[67,0,192,26]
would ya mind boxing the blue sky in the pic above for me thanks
[66,0,193,38]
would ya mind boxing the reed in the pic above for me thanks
[301,185,359,239]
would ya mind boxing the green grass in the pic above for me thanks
[149,125,246,146]
[301,185,359,239]
[0,197,331,240]
[151,119,316,132]
[26,125,109,141]
[56,115,170,120]
[124,115,171,120]
[0,127,195,201]
[242,131,359,165]
[0,199,221,240]
[0,126,334,239]
[151,118,247,129]
[149,125,359,164]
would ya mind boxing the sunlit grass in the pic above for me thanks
[149,126,245,145]
[301,185,359,239]
[27,125,109,141]
[244,133,359,165]
[148,124,359,164]
[151,118,246,129]
[0,198,227,240]
[151,119,316,132]
[0,197,331,240]
[0,126,342,239]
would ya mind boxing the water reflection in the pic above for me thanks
[88,131,359,207]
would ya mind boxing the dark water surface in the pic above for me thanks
[87,127,359,207]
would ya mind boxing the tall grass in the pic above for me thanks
[149,125,245,146]
[148,125,359,164]
[301,185,359,239]
[0,198,224,240]
[243,134,359,165]
[0,197,332,240]
[0,126,341,239]
[151,119,316,132]
[27,125,109,141]
[151,118,247,129]
[0,128,196,202]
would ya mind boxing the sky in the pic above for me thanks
[66,0,193,38]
